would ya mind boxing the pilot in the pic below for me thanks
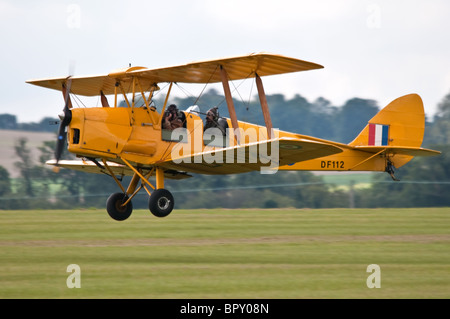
[162,104,183,130]
[204,107,226,136]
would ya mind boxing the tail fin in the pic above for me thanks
[349,94,425,148]
[349,94,439,175]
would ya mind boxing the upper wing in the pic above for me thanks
[130,52,323,84]
[26,53,323,96]
[27,74,119,97]
[159,137,342,175]
[26,67,159,97]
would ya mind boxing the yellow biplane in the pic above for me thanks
[27,53,440,220]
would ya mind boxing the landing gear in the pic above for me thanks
[149,189,174,218]
[105,189,174,221]
[104,162,174,221]
[106,192,133,221]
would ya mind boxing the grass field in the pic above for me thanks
[0,207,449,299]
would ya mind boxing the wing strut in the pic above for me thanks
[255,73,274,139]
[220,65,241,145]
[61,82,73,109]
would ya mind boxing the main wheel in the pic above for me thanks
[106,192,133,221]
[149,189,174,218]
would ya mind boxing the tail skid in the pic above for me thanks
[385,159,400,181]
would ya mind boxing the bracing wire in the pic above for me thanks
[193,65,219,106]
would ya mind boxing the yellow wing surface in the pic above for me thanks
[130,53,323,84]
[26,53,323,96]
[152,137,341,175]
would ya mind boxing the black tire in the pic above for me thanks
[149,189,174,218]
[106,192,133,221]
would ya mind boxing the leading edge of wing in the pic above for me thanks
[159,137,342,175]
[45,159,192,180]
[26,74,117,96]
[46,159,131,175]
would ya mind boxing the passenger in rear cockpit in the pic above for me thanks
[204,107,227,136]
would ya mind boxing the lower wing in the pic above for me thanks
[46,137,342,176]
[158,137,343,174]
[46,159,192,180]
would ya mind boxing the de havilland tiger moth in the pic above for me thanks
[26,53,440,220]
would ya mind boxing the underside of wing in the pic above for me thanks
[160,137,342,175]
[26,74,117,97]
[131,52,323,84]
[45,159,192,180]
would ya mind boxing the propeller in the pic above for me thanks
[53,77,73,172]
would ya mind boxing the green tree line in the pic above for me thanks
[1,89,449,210]
[0,114,58,132]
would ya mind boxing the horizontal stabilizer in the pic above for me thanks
[354,146,441,157]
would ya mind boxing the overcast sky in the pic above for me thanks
[1,0,449,122]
